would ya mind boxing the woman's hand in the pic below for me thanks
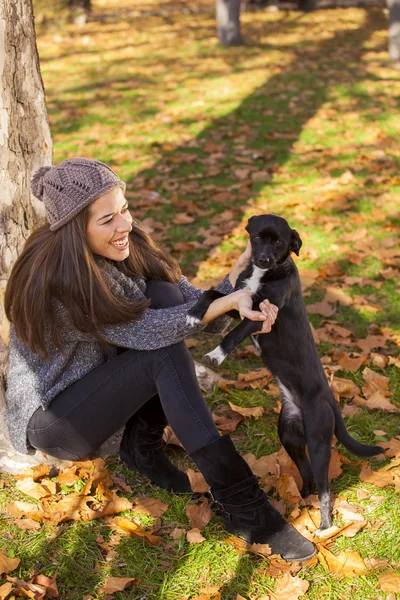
[230,290,278,334]
[229,240,252,287]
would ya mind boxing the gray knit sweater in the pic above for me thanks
[5,260,233,454]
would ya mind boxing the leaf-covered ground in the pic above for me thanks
[1,2,400,599]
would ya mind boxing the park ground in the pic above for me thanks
[1,1,400,599]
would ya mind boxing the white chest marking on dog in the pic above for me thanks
[276,378,301,420]
[242,266,268,295]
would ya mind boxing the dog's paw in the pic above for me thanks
[203,347,227,366]
[186,314,201,327]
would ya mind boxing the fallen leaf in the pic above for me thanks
[317,545,369,577]
[228,401,264,419]
[306,299,336,317]
[0,582,13,600]
[133,497,169,517]
[0,549,20,575]
[170,527,184,540]
[15,480,52,501]
[378,571,400,592]
[100,577,136,594]
[271,572,309,600]
[187,469,209,493]
[276,474,302,506]
[13,518,41,531]
[110,517,161,545]
[186,528,206,543]
[33,572,59,598]
[186,498,213,530]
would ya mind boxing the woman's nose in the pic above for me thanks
[115,214,132,232]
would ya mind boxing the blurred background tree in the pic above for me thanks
[33,0,92,27]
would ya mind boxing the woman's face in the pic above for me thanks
[86,187,133,261]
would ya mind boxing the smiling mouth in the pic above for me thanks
[110,237,129,249]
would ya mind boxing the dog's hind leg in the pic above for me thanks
[204,317,262,365]
[305,401,335,532]
[278,398,314,498]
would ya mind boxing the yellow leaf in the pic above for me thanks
[0,550,20,576]
[317,546,368,577]
[378,571,400,592]
[228,402,264,419]
[271,572,309,600]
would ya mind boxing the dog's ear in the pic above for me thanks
[290,229,302,256]
[245,216,255,233]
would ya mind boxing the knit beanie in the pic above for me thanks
[31,158,126,231]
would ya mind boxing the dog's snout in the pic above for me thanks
[257,256,272,268]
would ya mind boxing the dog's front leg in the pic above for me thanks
[203,318,262,365]
[187,290,229,326]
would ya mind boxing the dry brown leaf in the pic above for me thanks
[382,437,400,457]
[170,527,184,540]
[0,582,14,600]
[276,474,302,506]
[187,469,209,493]
[163,425,184,448]
[110,516,161,546]
[338,353,365,372]
[271,572,309,600]
[186,528,206,544]
[133,497,169,517]
[100,577,136,594]
[359,463,395,488]
[212,411,244,433]
[13,518,41,531]
[228,401,264,419]
[328,448,343,481]
[329,376,360,399]
[172,212,195,225]
[15,464,51,482]
[317,545,369,577]
[185,498,213,530]
[325,287,353,306]
[356,335,387,353]
[306,299,335,317]
[33,572,59,598]
[363,391,398,412]
[378,571,400,592]
[15,480,52,501]
[0,550,20,576]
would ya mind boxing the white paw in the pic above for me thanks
[204,346,227,365]
[186,314,201,326]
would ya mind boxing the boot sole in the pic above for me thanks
[225,526,316,562]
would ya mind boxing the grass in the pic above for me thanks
[1,1,400,598]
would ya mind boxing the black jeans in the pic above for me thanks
[27,280,220,460]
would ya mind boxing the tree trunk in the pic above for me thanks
[216,0,242,46]
[298,0,317,11]
[388,0,400,63]
[0,0,52,471]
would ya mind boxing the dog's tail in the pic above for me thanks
[330,399,385,457]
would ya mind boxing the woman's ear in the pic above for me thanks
[290,229,302,256]
[245,216,255,233]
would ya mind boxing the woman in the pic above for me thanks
[5,158,314,562]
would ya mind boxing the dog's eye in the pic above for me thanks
[254,235,260,241]
[275,240,283,247]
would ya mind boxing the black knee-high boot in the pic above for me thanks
[119,395,191,493]
[190,435,315,562]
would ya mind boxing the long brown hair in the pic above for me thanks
[5,206,182,357]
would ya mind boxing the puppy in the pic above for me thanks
[188,214,384,531]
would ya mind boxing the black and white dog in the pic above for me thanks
[188,214,384,531]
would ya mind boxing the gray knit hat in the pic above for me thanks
[31,158,126,231]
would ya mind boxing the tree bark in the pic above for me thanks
[216,0,242,46]
[298,0,317,11]
[388,0,400,63]
[0,0,52,468]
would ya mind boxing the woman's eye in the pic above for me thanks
[122,206,129,212]
[104,217,113,224]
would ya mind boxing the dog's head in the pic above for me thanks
[245,214,302,270]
